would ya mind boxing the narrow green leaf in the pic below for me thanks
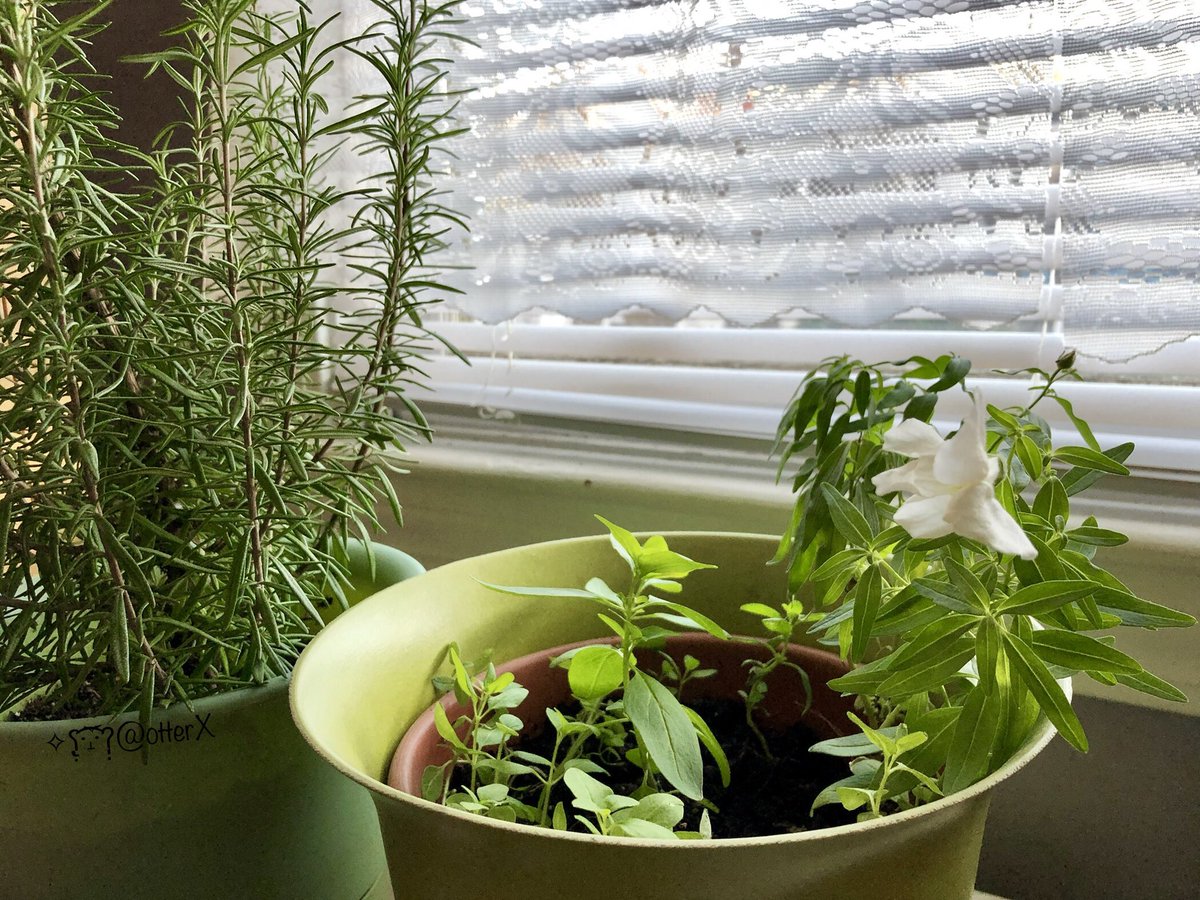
[448,645,473,702]
[912,577,981,616]
[819,483,873,547]
[594,515,641,570]
[1027,630,1142,675]
[648,600,729,640]
[433,703,465,750]
[976,617,1001,690]
[1032,476,1068,528]
[811,764,881,814]
[987,404,1023,433]
[853,370,872,414]
[810,726,904,757]
[811,549,864,583]
[476,581,598,602]
[1000,630,1087,751]
[1015,434,1044,482]
[109,592,130,683]
[903,392,938,423]
[889,615,977,670]
[942,685,1002,794]
[585,577,623,605]
[1053,446,1131,476]
[875,641,976,699]
[1114,669,1188,703]
[1052,395,1101,451]
[1066,526,1128,547]
[1092,588,1196,629]
[847,564,880,663]
[904,706,962,776]
[928,355,971,391]
[944,558,990,612]
[827,655,893,694]
[996,580,1098,616]
[1062,443,1134,496]
[272,559,324,627]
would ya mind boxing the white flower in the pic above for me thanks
[872,392,1037,560]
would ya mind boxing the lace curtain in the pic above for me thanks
[322,0,1200,370]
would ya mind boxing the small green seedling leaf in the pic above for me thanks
[433,703,465,750]
[568,645,625,701]
[810,726,904,757]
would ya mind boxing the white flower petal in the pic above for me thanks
[882,418,944,457]
[933,392,991,487]
[873,460,922,495]
[907,456,957,497]
[893,494,954,539]
[944,483,1038,559]
[985,457,1001,486]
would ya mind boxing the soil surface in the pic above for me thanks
[7,684,104,722]
[453,695,858,838]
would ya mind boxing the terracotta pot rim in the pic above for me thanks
[390,632,852,796]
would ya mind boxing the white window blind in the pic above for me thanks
[323,1,1200,472]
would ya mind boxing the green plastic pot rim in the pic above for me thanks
[4,540,421,734]
[0,676,290,739]
[290,530,1072,850]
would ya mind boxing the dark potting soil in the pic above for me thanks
[453,696,858,839]
[7,684,104,722]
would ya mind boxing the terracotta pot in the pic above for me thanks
[0,541,422,900]
[389,632,854,795]
[291,532,1067,900]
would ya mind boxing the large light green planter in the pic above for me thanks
[0,542,423,900]
[291,533,1066,900]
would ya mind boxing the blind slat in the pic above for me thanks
[322,0,1200,373]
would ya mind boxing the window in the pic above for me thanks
[327,1,1200,473]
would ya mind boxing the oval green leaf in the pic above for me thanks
[568,645,625,701]
[624,670,704,800]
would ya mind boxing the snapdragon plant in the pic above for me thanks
[778,353,1193,818]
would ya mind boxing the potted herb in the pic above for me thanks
[0,2,463,897]
[291,354,1191,899]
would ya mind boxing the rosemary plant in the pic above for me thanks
[0,0,465,719]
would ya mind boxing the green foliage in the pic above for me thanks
[562,768,686,839]
[429,520,726,835]
[810,713,941,820]
[738,598,813,758]
[428,355,1192,838]
[0,0,465,718]
[777,352,1194,817]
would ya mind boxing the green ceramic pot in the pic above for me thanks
[291,533,1067,900]
[0,542,422,900]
